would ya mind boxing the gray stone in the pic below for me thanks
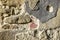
[25,0,59,23]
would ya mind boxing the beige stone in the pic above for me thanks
[28,0,38,10]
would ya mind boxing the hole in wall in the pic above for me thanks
[46,5,53,13]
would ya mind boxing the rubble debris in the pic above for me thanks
[28,0,38,10]
[18,15,26,24]
[0,0,60,40]
[2,24,10,29]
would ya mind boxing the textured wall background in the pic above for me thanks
[0,0,60,40]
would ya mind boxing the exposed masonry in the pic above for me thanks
[0,0,60,40]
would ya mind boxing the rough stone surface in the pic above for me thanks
[26,0,59,23]
[0,0,60,40]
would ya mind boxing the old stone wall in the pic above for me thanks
[0,0,60,40]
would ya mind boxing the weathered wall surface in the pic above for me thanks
[0,0,60,40]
